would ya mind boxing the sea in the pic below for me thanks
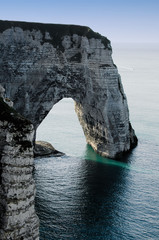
[34,43,159,240]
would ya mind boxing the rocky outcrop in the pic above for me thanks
[0,20,137,159]
[0,94,39,239]
[34,141,64,157]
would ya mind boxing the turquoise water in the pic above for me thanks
[35,43,159,239]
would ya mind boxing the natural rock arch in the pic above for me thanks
[0,20,137,159]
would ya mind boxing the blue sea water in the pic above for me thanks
[34,43,159,240]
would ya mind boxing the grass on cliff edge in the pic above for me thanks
[0,20,111,50]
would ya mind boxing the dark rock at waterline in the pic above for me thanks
[34,141,65,157]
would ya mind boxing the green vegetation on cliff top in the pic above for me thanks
[0,20,110,49]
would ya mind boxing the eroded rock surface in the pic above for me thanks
[34,141,64,157]
[0,20,137,159]
[0,95,39,239]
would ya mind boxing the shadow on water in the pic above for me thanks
[71,145,131,239]
[35,145,133,240]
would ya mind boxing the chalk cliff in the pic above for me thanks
[0,88,39,239]
[0,20,137,159]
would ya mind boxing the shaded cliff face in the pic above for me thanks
[0,96,39,239]
[0,20,137,159]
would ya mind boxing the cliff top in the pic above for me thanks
[0,20,110,49]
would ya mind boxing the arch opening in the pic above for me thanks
[36,98,86,156]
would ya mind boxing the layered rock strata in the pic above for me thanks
[0,94,39,239]
[0,20,137,159]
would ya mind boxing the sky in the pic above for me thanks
[0,0,159,43]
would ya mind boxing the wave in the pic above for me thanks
[118,65,134,71]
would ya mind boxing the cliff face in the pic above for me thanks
[0,94,39,239]
[0,20,137,159]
